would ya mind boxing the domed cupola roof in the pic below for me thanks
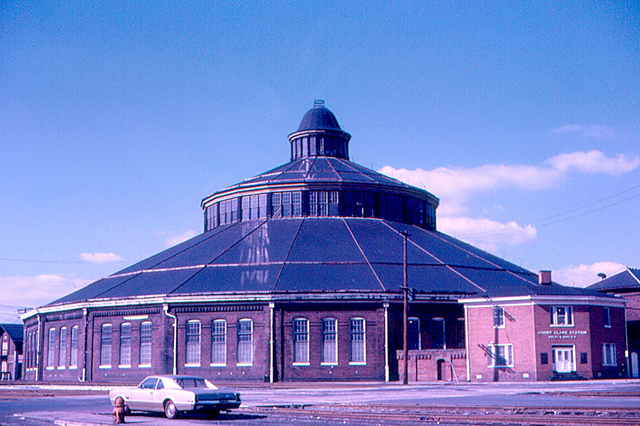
[297,101,343,131]
[288,100,351,161]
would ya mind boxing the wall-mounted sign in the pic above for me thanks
[537,330,587,339]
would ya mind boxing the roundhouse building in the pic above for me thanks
[22,102,627,383]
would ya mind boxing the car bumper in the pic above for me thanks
[193,401,242,411]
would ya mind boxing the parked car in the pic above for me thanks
[109,375,241,419]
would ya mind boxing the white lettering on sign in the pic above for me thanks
[537,330,587,339]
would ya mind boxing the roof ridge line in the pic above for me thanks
[342,218,387,291]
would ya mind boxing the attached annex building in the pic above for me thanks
[22,102,627,383]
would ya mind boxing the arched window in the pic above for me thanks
[293,318,309,364]
[430,318,445,349]
[58,327,67,368]
[321,318,338,364]
[408,317,420,350]
[186,320,201,366]
[237,319,253,365]
[139,322,152,366]
[100,324,112,367]
[47,328,56,368]
[119,323,132,367]
[70,326,79,368]
[349,318,366,364]
[211,320,227,366]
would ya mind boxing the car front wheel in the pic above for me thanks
[164,400,179,419]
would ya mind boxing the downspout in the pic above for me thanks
[81,308,89,382]
[464,304,471,382]
[269,302,275,383]
[383,301,390,382]
[624,305,630,378]
[163,304,177,375]
[36,313,42,382]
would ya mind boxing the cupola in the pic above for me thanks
[288,100,351,161]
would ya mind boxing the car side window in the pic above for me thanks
[140,378,158,389]
[156,379,164,390]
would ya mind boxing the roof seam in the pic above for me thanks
[271,218,305,291]
[342,218,387,291]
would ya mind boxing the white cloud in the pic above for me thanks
[79,252,124,263]
[552,124,615,139]
[553,262,627,288]
[438,217,537,250]
[0,274,92,322]
[166,230,197,247]
[548,150,640,176]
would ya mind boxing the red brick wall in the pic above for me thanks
[397,349,467,382]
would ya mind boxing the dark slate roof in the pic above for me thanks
[587,267,640,292]
[0,324,23,342]
[297,106,342,131]
[214,156,436,199]
[49,217,608,307]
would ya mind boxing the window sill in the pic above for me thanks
[236,363,253,367]
[69,366,78,370]
[139,364,151,368]
[488,365,514,368]
[604,325,612,329]
[550,324,574,328]
[210,363,227,367]
[119,365,131,369]
[46,367,54,370]
[185,364,201,368]
[321,362,338,366]
[293,362,310,366]
[99,365,111,369]
[349,362,366,366]
[57,366,66,370]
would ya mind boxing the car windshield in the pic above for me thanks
[175,378,208,389]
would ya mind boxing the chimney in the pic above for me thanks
[539,270,552,285]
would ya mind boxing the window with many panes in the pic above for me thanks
[487,344,513,367]
[551,306,573,326]
[139,322,152,366]
[293,318,309,364]
[186,320,201,365]
[119,323,132,366]
[455,318,465,348]
[100,324,112,367]
[493,307,504,328]
[70,326,79,368]
[603,343,616,366]
[604,307,611,328]
[211,320,226,366]
[237,319,253,365]
[431,318,445,349]
[407,317,420,350]
[321,318,337,364]
[349,318,366,364]
[58,327,67,369]
[309,191,340,216]
[241,194,268,221]
[47,328,56,368]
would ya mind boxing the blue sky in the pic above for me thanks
[1,1,639,322]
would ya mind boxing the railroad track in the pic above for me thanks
[245,403,640,425]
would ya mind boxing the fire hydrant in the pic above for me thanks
[113,396,126,424]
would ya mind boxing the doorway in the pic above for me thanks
[552,346,575,373]
[436,359,445,381]
[631,352,638,378]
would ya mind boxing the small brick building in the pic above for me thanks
[1,323,23,380]
[588,267,640,378]
[21,102,626,384]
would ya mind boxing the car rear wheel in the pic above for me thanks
[164,400,179,419]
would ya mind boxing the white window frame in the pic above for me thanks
[211,319,227,366]
[321,318,338,365]
[237,319,253,366]
[70,326,79,369]
[551,306,574,327]
[58,327,67,370]
[349,318,366,365]
[604,307,611,328]
[293,318,310,365]
[47,328,56,370]
[119,323,132,368]
[487,343,514,368]
[100,324,112,368]
[493,306,505,328]
[603,343,617,366]
[139,321,152,367]
[185,320,201,367]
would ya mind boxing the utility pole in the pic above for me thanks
[400,231,410,385]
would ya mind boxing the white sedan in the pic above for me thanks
[109,375,241,419]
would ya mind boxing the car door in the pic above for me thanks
[129,377,158,411]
